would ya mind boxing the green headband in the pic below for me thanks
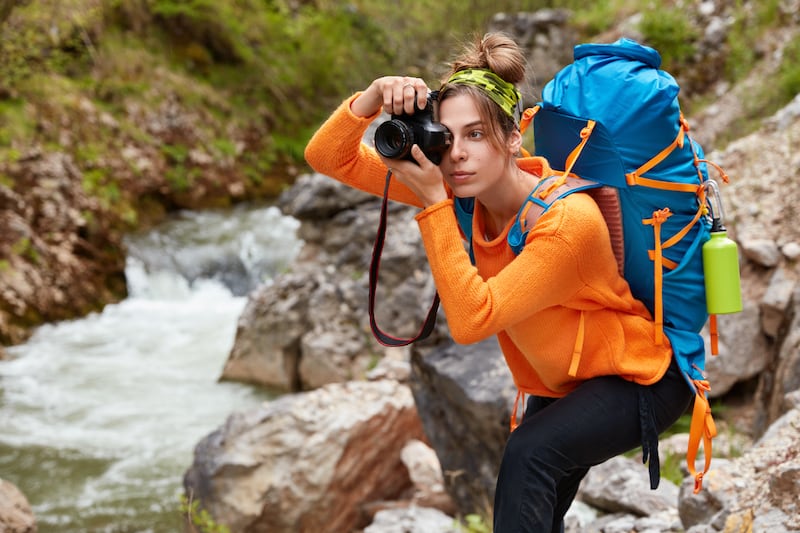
[445,68,523,122]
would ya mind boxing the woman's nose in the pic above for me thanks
[449,139,466,161]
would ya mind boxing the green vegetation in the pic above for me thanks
[716,26,800,146]
[725,0,787,83]
[11,237,39,264]
[567,0,638,36]
[659,450,684,486]
[776,35,800,104]
[639,6,699,72]
[1,0,797,233]
[179,494,230,533]
[456,512,493,533]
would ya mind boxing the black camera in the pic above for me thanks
[374,91,452,165]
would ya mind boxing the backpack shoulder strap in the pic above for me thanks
[508,175,622,262]
[454,196,476,263]
[456,176,625,276]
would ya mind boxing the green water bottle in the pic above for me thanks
[702,181,742,314]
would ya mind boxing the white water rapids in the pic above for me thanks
[0,204,302,532]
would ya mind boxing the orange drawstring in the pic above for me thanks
[687,379,717,493]
[510,389,526,432]
[643,208,673,345]
[568,311,586,377]
[697,158,730,184]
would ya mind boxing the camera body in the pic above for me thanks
[374,91,452,165]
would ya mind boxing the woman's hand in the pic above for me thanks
[380,146,448,207]
[352,76,447,206]
[351,76,429,117]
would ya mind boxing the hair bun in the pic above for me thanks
[451,32,526,86]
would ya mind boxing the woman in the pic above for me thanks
[304,32,692,532]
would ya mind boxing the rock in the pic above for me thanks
[223,171,444,392]
[678,407,800,532]
[220,273,315,391]
[0,151,127,347]
[760,283,800,432]
[363,506,458,533]
[0,478,36,533]
[578,456,680,517]
[741,238,782,268]
[401,439,446,495]
[782,241,800,260]
[183,379,427,533]
[564,499,599,532]
[760,265,796,338]
[703,301,770,397]
[409,337,515,516]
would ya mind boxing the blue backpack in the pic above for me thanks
[454,39,731,492]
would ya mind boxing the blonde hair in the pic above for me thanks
[440,32,527,151]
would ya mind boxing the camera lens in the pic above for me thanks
[374,120,413,159]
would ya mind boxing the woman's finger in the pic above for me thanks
[381,77,427,115]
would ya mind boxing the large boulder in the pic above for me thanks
[409,337,515,515]
[221,173,443,392]
[183,379,427,533]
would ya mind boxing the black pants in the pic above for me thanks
[492,359,692,533]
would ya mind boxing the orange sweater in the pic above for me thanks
[305,95,673,397]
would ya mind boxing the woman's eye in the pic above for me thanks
[468,130,483,139]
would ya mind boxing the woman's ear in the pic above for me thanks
[508,129,523,156]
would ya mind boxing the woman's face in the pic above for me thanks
[437,94,517,199]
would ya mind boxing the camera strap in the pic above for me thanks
[368,170,440,347]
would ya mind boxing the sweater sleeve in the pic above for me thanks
[304,94,424,208]
[416,196,606,344]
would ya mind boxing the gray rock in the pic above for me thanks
[409,337,515,515]
[578,456,680,517]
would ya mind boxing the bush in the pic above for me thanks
[639,6,698,71]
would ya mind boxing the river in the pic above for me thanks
[0,204,302,532]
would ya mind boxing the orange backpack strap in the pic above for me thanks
[709,314,720,355]
[519,106,538,136]
[625,113,689,188]
[518,107,539,158]
[642,208,673,345]
[687,379,718,493]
